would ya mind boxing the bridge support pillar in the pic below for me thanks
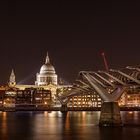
[99,102,122,127]
[61,104,68,112]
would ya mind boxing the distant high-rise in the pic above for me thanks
[35,53,58,86]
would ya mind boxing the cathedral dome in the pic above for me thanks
[35,52,58,86]
[39,53,56,74]
[40,63,55,74]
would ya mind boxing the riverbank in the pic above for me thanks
[1,107,140,112]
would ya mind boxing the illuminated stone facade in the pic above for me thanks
[35,53,57,86]
[4,53,71,107]
[9,69,16,86]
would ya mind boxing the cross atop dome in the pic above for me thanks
[45,52,50,64]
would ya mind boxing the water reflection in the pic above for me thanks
[1,112,8,139]
[0,111,140,140]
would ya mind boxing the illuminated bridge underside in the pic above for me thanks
[57,89,101,107]
[58,66,140,104]
[57,66,140,126]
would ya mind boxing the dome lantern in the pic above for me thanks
[45,52,50,64]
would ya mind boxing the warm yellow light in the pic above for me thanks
[127,95,130,98]
[128,111,133,114]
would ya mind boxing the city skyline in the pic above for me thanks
[0,1,140,84]
[0,1,140,139]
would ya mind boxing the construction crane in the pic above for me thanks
[101,51,109,72]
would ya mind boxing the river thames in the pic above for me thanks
[0,111,140,140]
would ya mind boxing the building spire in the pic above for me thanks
[45,52,50,64]
[11,69,14,76]
[9,69,16,86]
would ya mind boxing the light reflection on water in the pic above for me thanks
[0,111,140,140]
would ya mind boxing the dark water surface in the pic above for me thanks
[0,111,140,140]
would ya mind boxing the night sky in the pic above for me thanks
[0,1,140,84]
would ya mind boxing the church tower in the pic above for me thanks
[9,69,16,86]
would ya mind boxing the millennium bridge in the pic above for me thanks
[0,66,140,126]
[57,66,140,126]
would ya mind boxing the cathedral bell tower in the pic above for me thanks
[9,69,16,86]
